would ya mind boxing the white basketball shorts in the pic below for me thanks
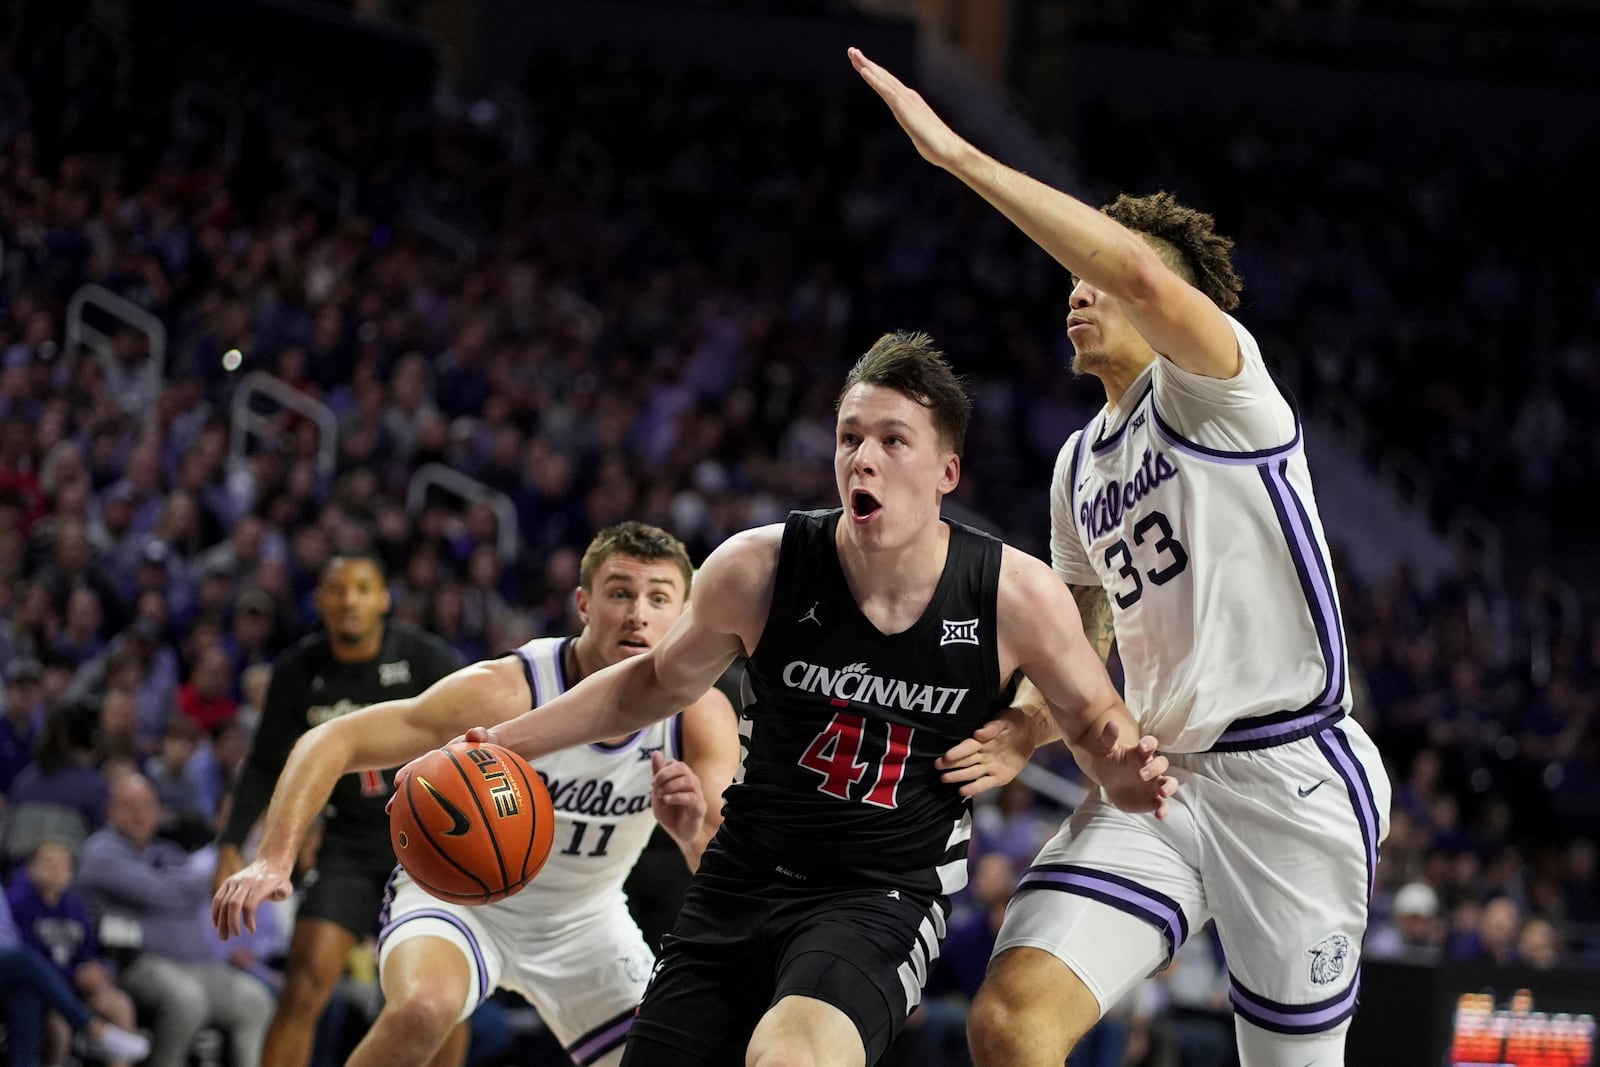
[377,870,654,1066]
[995,713,1391,1036]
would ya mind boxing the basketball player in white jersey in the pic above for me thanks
[852,49,1392,1066]
[212,522,742,1067]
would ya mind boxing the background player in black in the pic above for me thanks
[466,331,1177,1067]
[215,549,460,1067]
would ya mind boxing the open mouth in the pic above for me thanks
[851,489,882,521]
[619,637,650,652]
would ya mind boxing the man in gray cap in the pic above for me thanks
[1366,882,1444,963]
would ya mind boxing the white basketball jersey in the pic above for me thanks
[503,636,681,932]
[1050,315,1350,752]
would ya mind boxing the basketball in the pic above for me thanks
[389,741,556,906]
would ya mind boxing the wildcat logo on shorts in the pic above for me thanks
[1308,933,1351,985]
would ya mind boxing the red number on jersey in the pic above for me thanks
[358,769,386,796]
[797,713,916,809]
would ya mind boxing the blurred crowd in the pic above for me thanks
[0,1,1595,1064]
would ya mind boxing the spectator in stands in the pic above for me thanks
[76,773,273,1067]
[0,885,150,1067]
[8,701,109,830]
[0,654,45,793]
[7,839,143,1067]
[176,646,238,735]
[1366,881,1446,963]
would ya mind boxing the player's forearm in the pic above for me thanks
[1059,700,1140,788]
[251,725,356,870]
[1010,677,1064,748]
[944,145,1160,304]
[487,655,684,761]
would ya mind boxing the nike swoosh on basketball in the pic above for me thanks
[1297,779,1331,798]
[418,776,472,836]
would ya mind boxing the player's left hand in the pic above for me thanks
[1083,723,1177,819]
[650,750,707,844]
[937,707,1035,797]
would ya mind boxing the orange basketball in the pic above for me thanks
[390,741,556,906]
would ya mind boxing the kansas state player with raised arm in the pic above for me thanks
[470,332,1175,1067]
[853,48,1392,1067]
[213,523,740,1067]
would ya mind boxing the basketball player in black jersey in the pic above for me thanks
[459,332,1176,1067]
[215,550,460,1067]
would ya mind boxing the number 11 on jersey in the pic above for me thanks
[798,712,914,809]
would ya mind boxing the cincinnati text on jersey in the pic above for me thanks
[781,660,969,716]
[307,699,372,726]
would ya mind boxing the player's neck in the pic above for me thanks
[1096,352,1156,409]
[835,517,949,617]
[329,625,385,664]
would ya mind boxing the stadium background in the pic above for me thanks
[0,0,1596,1063]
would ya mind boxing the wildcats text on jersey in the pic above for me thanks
[538,773,652,818]
[781,660,969,716]
[1079,448,1180,539]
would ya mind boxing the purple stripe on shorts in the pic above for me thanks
[377,907,490,1007]
[568,1007,634,1066]
[1229,970,1360,1034]
[1316,726,1381,901]
[1211,708,1341,749]
[1019,864,1190,953]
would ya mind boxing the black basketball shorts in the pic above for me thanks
[621,843,945,1067]
[296,840,396,939]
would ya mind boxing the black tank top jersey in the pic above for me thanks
[719,509,1013,895]
[256,622,459,865]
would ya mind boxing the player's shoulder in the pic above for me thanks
[387,621,464,666]
[275,630,330,669]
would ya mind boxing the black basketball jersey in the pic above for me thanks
[222,621,461,867]
[718,509,1012,896]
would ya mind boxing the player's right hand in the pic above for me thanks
[211,859,293,940]
[211,843,245,895]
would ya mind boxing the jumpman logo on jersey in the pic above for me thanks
[799,602,822,626]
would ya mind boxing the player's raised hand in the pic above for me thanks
[937,707,1036,797]
[1083,723,1177,819]
[848,47,969,170]
[211,858,293,940]
[650,750,707,844]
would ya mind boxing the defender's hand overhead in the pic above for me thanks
[848,47,967,170]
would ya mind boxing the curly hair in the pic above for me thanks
[1101,192,1242,312]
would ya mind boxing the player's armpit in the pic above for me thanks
[1068,583,1116,663]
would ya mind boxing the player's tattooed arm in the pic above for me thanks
[1069,583,1116,663]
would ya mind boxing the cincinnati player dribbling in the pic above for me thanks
[476,333,1176,1067]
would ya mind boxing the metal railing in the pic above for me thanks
[64,284,167,425]
[227,371,339,478]
[405,463,519,564]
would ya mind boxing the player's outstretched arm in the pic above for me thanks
[651,684,740,871]
[848,46,1238,379]
[210,657,531,939]
[996,546,1175,818]
[487,528,776,764]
